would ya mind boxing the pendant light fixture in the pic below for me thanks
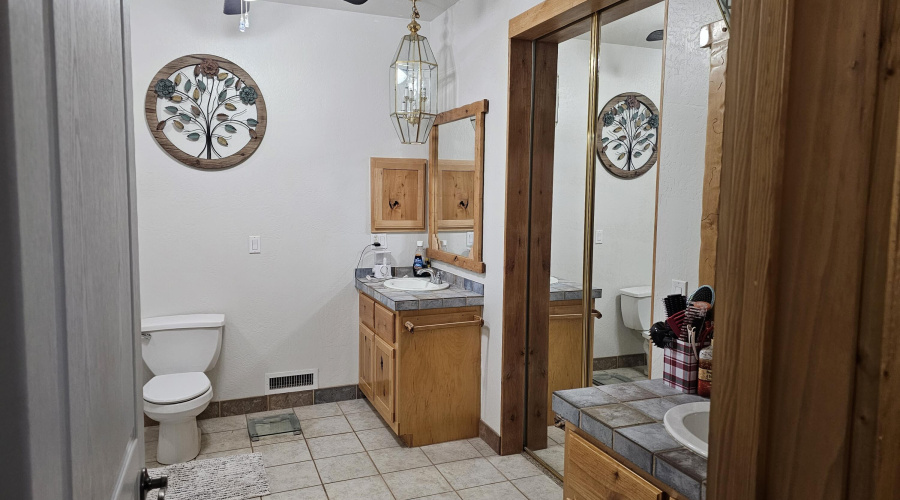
[389,0,438,144]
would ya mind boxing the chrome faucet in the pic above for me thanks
[415,268,444,284]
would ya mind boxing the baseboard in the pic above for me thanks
[143,383,360,427]
[479,420,501,455]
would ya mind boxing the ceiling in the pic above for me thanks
[263,0,460,21]
[576,2,666,49]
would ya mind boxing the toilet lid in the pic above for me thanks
[143,372,211,405]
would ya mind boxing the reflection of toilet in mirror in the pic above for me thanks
[620,286,652,360]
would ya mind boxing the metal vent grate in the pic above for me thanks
[265,369,318,395]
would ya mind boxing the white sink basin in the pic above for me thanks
[383,278,451,292]
[663,401,710,457]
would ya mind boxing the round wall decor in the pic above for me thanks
[145,54,266,170]
[596,92,659,179]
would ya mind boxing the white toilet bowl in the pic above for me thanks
[141,314,225,465]
[143,372,214,464]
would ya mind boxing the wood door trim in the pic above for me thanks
[500,38,535,455]
[708,0,897,497]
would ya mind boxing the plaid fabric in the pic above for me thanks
[663,338,711,394]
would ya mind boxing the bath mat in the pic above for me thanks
[148,453,270,500]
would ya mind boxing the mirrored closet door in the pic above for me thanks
[523,0,666,479]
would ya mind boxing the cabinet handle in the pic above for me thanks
[404,315,484,333]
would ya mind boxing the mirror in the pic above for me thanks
[590,1,665,388]
[427,100,488,273]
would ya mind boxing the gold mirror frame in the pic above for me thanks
[427,100,488,273]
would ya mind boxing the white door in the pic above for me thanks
[2,0,154,498]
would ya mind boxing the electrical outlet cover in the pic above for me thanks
[371,234,388,249]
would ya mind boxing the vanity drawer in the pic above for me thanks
[374,302,395,344]
[359,293,376,331]
[564,427,663,500]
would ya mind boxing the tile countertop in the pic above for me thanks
[550,278,602,301]
[552,380,709,500]
[354,267,484,312]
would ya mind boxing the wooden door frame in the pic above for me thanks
[500,0,662,456]
[708,0,900,497]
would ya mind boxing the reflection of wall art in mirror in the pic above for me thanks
[145,54,266,170]
[596,92,659,179]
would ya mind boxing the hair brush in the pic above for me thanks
[649,321,678,349]
[689,286,715,308]
[663,294,687,317]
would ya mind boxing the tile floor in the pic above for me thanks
[145,398,562,500]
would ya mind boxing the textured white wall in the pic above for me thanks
[429,0,543,433]
[650,0,723,379]
[132,0,429,399]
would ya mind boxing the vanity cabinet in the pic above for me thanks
[357,291,483,446]
[564,426,663,500]
[548,300,598,425]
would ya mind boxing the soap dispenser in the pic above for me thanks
[413,241,425,271]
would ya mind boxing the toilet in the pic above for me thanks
[620,286,652,361]
[141,314,225,465]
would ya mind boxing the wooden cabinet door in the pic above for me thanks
[549,302,585,425]
[359,293,376,331]
[371,157,426,232]
[359,325,375,399]
[564,428,663,500]
[373,335,396,423]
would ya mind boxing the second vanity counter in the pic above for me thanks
[354,267,484,311]
[553,381,709,500]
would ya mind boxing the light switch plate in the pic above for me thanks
[595,230,603,244]
[249,236,261,254]
[672,279,688,296]
[371,234,388,249]
[466,232,474,247]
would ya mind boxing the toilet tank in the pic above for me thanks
[620,286,652,331]
[141,314,225,376]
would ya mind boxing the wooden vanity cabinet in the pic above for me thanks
[548,300,596,425]
[564,425,663,500]
[357,291,483,447]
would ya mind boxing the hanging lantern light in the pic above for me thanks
[389,0,438,144]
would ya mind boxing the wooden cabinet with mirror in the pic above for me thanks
[427,100,488,273]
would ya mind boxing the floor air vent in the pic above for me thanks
[265,369,318,395]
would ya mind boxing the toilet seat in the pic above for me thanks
[144,372,211,405]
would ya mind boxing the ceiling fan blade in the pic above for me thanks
[646,29,664,42]
[343,0,369,4]
[224,0,242,15]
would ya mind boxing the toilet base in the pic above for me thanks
[156,418,201,465]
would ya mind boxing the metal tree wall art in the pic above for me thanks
[596,92,660,179]
[145,54,266,169]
